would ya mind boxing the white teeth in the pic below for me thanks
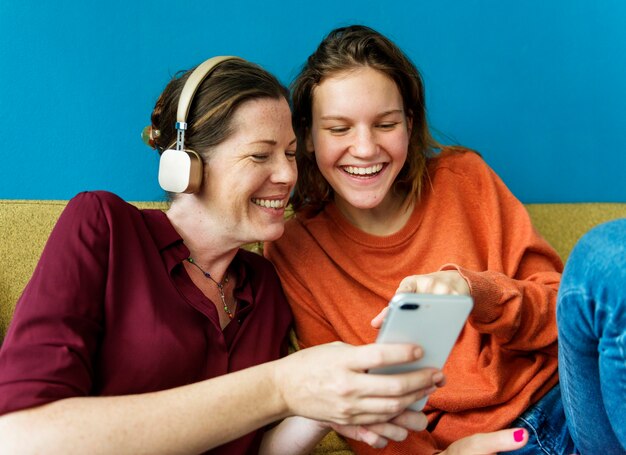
[343,164,384,176]
[252,198,286,209]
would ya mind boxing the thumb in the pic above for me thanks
[371,307,389,329]
[395,276,418,294]
[445,428,528,454]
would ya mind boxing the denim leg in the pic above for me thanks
[508,384,576,455]
[557,219,626,454]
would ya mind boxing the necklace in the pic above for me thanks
[186,257,235,319]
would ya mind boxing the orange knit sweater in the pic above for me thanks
[266,148,562,454]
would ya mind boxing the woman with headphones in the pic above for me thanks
[0,57,442,454]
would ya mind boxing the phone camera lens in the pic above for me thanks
[400,303,420,310]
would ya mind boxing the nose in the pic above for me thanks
[351,126,378,158]
[271,154,297,187]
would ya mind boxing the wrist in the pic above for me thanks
[269,357,294,420]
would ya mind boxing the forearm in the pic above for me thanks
[259,416,330,455]
[452,266,559,351]
[0,341,444,453]
[0,361,287,455]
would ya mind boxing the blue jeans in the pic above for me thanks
[557,219,626,454]
[508,219,626,455]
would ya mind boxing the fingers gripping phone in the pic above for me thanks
[370,293,473,411]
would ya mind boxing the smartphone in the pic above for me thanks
[369,293,473,411]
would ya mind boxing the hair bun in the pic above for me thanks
[141,125,161,149]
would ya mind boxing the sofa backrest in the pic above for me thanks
[525,203,626,263]
[1,199,625,340]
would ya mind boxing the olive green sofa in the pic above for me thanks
[3,199,626,343]
[1,199,625,454]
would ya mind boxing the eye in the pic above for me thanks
[327,126,350,135]
[377,122,400,130]
[285,150,296,160]
[250,154,270,162]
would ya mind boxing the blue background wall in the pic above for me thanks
[1,0,625,203]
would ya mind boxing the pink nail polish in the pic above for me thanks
[513,429,524,442]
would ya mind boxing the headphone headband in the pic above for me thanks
[176,56,244,125]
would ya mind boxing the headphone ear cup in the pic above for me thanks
[158,148,203,194]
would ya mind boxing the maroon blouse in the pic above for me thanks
[0,191,292,454]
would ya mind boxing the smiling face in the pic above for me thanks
[309,67,412,221]
[201,96,297,244]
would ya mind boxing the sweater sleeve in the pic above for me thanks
[440,153,562,354]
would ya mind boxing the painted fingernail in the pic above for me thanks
[514,429,524,442]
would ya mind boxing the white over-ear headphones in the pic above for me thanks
[158,56,244,193]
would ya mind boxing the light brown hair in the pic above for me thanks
[151,59,289,161]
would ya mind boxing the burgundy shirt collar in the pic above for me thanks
[140,208,250,290]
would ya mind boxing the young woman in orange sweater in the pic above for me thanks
[266,25,578,454]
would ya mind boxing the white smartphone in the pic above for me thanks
[370,293,473,411]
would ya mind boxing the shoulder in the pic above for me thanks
[427,146,524,215]
[68,190,125,205]
[428,146,504,190]
[53,192,149,247]
[65,191,133,215]
[65,191,143,223]
[429,146,488,174]
[266,212,320,263]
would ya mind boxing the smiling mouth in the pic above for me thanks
[341,163,384,176]
[251,198,288,209]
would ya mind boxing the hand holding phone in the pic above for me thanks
[370,293,473,411]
